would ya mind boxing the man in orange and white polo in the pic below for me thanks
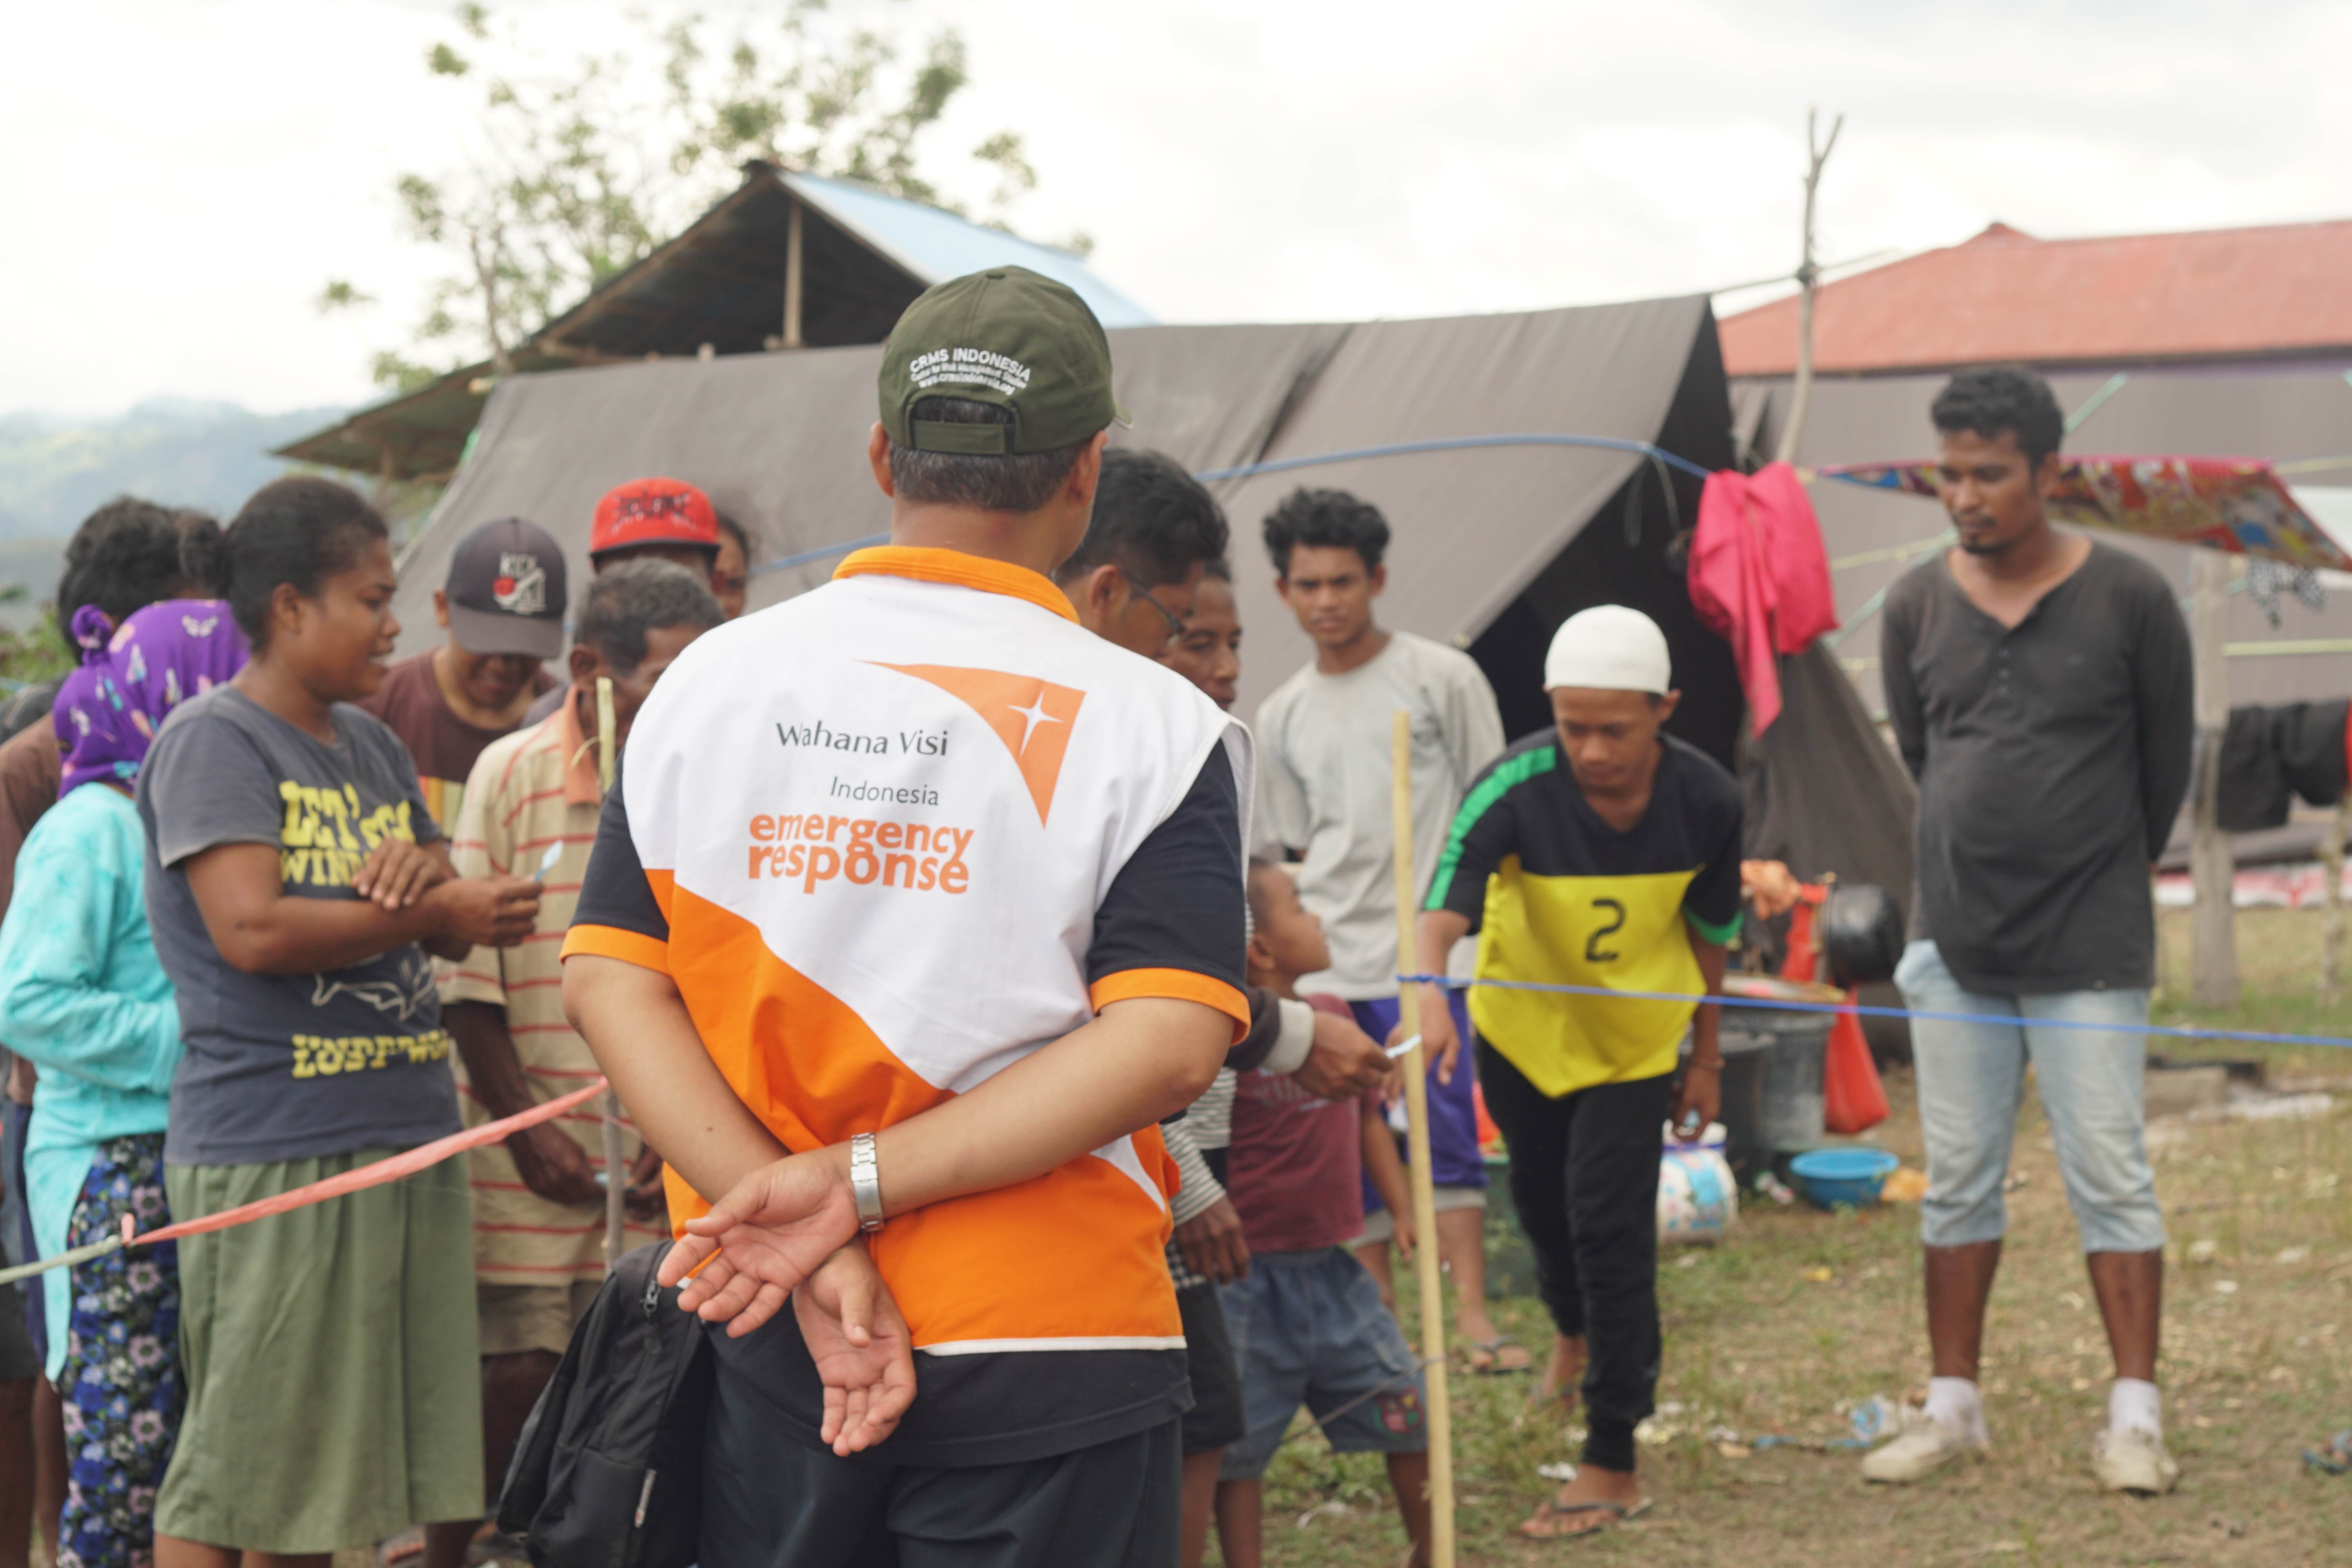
[562,268,1249,1568]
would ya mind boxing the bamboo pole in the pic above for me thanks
[782,195,805,350]
[597,677,628,1269]
[1390,711,1455,1568]
[2188,552,2239,1008]
[2321,793,2348,1005]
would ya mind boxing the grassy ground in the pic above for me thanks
[1242,909,2352,1568]
[2152,905,2352,1078]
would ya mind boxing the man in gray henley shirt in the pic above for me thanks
[1864,367,2193,1497]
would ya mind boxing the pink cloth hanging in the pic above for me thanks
[1688,461,1839,734]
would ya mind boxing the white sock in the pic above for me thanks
[1924,1376,1985,1439]
[2109,1378,2161,1439]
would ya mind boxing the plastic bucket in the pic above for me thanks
[1721,976,1837,1158]
[1788,1146,1900,1209]
[1715,1033,1769,1183]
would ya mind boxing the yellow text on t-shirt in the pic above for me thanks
[276,781,418,887]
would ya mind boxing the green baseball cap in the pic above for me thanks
[878,266,1128,456]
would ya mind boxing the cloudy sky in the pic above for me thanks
[9,0,2352,416]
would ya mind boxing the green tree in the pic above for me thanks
[0,597,73,693]
[323,1,1054,390]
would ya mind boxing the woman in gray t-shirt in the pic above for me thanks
[140,479,539,1564]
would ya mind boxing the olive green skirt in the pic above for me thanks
[156,1149,483,1553]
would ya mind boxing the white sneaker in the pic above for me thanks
[1860,1407,1987,1483]
[2091,1427,2180,1495]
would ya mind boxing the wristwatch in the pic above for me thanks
[849,1132,885,1234]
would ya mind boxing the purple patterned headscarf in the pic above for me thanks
[54,599,249,797]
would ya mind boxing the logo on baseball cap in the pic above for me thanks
[591,477,722,559]
[445,517,568,661]
[878,267,1127,456]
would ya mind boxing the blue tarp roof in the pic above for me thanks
[780,171,1154,328]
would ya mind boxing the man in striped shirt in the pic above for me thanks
[425,560,723,1568]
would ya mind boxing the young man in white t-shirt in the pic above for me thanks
[1252,489,1518,1370]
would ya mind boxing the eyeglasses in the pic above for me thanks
[1118,568,1187,646]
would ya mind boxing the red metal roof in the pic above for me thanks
[1720,219,2352,377]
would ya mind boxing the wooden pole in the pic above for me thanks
[2322,793,2348,1005]
[1773,107,1843,466]
[782,195,805,350]
[597,676,628,1268]
[1390,711,1455,1568]
[2189,551,2239,1008]
[371,445,397,512]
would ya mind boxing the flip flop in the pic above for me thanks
[1463,1335,1533,1374]
[1514,1497,1654,1539]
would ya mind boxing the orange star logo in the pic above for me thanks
[870,664,1086,824]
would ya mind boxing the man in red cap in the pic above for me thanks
[590,476,724,580]
[523,479,731,727]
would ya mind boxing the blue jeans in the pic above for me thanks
[1216,1249,1427,1480]
[1895,940,2163,1255]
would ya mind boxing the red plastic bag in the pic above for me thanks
[1780,902,1820,984]
[1822,995,1889,1134]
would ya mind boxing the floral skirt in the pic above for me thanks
[58,1132,180,1568]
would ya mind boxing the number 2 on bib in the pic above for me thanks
[1586,897,1626,963]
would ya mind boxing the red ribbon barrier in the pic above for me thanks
[132,1078,612,1245]
[0,1078,612,1287]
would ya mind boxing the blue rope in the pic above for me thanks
[1395,974,2352,1053]
[746,432,1715,579]
[747,532,891,579]
[1194,433,1714,485]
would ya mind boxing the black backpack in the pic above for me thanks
[497,1240,716,1568]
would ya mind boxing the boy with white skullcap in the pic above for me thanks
[1408,604,1742,1541]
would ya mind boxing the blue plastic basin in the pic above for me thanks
[1788,1147,1901,1210]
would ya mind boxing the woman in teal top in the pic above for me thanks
[0,598,246,1568]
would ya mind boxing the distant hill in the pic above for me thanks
[0,398,348,604]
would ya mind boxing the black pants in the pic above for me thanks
[1476,1040,1671,1474]
[700,1370,1182,1568]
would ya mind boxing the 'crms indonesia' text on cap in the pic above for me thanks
[878,266,1127,456]
[445,516,568,661]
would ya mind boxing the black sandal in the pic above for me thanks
[1515,1497,1653,1539]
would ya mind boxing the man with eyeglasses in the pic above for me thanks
[1053,448,1209,658]
[1056,448,1395,1568]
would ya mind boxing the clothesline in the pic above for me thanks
[748,433,1713,578]
[1394,973,2352,1051]
[10,973,2332,1289]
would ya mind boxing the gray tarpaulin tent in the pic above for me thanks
[397,296,1915,956]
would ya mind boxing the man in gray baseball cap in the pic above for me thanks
[357,516,567,831]
[445,515,569,659]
